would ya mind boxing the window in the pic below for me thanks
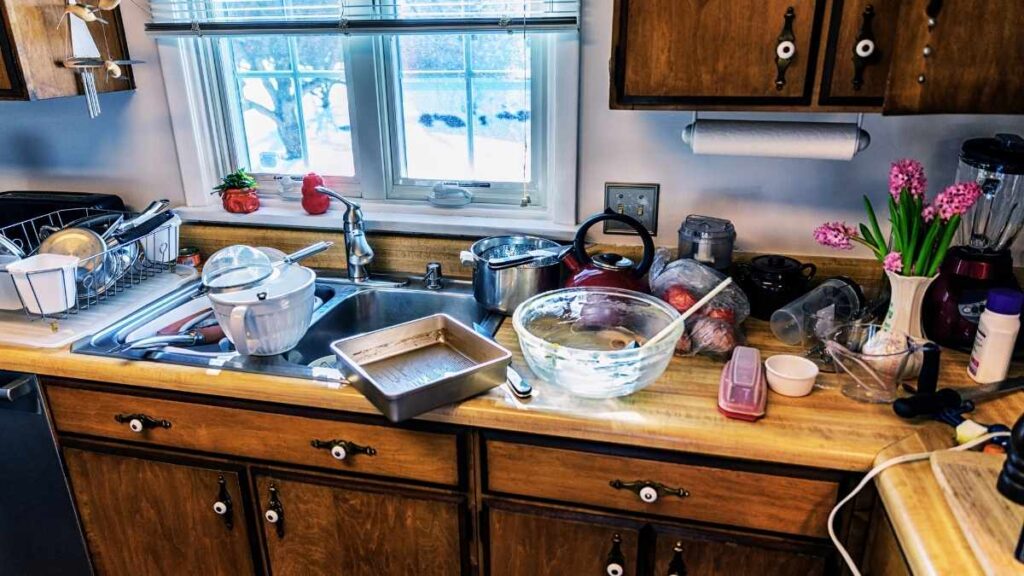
[152,1,579,215]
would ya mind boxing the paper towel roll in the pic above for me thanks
[681,120,871,161]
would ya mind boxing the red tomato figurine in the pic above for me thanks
[301,172,330,215]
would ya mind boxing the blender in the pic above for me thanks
[924,134,1024,350]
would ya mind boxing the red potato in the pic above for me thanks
[705,307,736,323]
[662,284,698,313]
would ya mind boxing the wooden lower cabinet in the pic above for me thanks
[487,505,642,576]
[651,527,827,576]
[253,473,466,575]
[63,446,257,576]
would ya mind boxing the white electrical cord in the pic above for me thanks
[828,431,1012,576]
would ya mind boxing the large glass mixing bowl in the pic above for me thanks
[512,287,683,398]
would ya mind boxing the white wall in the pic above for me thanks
[0,5,182,211]
[0,1,1022,258]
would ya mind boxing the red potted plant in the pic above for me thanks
[213,168,260,214]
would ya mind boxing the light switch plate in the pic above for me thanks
[603,182,659,236]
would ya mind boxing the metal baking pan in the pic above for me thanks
[330,313,511,422]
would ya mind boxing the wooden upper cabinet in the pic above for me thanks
[0,0,135,100]
[612,0,826,107]
[884,0,1024,114]
[63,447,257,576]
[254,473,465,576]
[819,0,901,104]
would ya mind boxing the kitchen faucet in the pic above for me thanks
[315,186,374,282]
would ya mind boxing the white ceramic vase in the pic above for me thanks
[881,270,937,340]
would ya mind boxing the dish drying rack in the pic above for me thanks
[1,208,180,319]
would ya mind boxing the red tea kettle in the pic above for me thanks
[563,210,655,292]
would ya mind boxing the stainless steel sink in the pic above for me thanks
[73,274,503,382]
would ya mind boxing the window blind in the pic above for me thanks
[147,0,580,36]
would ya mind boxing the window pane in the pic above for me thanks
[394,33,531,184]
[223,36,354,177]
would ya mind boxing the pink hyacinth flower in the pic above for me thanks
[922,204,936,223]
[934,182,983,221]
[813,221,857,250]
[889,158,927,199]
[883,251,903,273]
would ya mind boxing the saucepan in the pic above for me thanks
[460,235,565,315]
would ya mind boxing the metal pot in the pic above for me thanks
[460,235,563,315]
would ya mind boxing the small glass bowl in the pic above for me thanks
[512,287,683,398]
[825,323,914,403]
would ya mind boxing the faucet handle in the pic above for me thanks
[315,186,359,209]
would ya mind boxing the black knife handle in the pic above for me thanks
[893,388,964,418]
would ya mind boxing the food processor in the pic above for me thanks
[924,134,1024,349]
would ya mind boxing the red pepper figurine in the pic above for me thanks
[301,172,330,215]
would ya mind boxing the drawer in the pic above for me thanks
[484,440,838,537]
[46,385,460,486]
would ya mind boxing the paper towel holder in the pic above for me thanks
[680,112,872,159]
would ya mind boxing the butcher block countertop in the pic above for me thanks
[0,319,1018,473]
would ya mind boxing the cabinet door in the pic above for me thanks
[0,6,23,98]
[652,529,827,576]
[884,0,1024,114]
[612,0,826,107]
[819,0,901,104]
[63,447,257,576]
[254,473,465,575]
[487,505,642,576]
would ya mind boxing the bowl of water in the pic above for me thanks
[512,287,683,398]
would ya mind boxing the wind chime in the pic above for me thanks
[58,0,144,118]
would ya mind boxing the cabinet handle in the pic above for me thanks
[774,6,797,90]
[851,5,878,91]
[114,413,171,433]
[310,438,377,461]
[667,540,687,576]
[605,533,627,576]
[609,479,689,504]
[264,483,285,539]
[212,475,233,530]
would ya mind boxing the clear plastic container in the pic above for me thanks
[770,278,864,347]
[826,323,914,403]
[512,287,683,398]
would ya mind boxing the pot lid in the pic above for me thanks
[592,252,634,271]
[209,263,314,304]
[750,254,803,274]
[960,134,1024,175]
[679,215,736,239]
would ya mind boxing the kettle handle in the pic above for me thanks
[573,209,655,278]
[801,263,817,280]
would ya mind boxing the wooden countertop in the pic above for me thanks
[1,319,1019,474]
[874,425,990,576]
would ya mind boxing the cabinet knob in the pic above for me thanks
[265,483,285,538]
[311,438,376,462]
[212,475,233,530]
[605,533,626,576]
[667,541,688,576]
[774,6,797,90]
[851,5,879,90]
[609,479,689,503]
[114,413,171,433]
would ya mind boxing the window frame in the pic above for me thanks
[158,29,579,229]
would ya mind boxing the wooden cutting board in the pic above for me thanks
[931,451,1024,576]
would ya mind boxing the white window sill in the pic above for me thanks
[176,199,578,241]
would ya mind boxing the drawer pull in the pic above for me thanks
[774,6,797,90]
[310,438,377,461]
[114,413,171,433]
[264,483,285,538]
[851,5,878,90]
[609,479,689,504]
[605,533,626,576]
[667,541,687,576]
[212,475,233,530]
